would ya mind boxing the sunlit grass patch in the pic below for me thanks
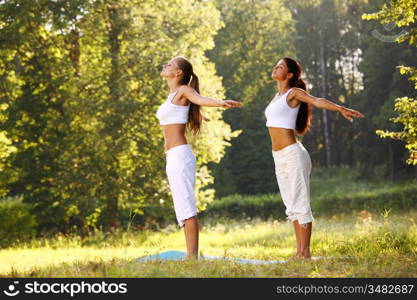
[0,210,416,277]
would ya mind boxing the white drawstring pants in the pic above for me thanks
[272,141,313,225]
[165,144,197,227]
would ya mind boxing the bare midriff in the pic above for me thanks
[162,124,188,151]
[268,127,297,151]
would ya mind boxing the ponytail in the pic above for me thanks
[283,57,313,136]
[294,78,306,90]
[188,72,203,135]
[173,57,204,135]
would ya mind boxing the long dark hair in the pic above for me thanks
[282,57,313,135]
[173,56,203,135]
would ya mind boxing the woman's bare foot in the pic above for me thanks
[285,250,312,262]
[186,253,198,260]
[285,252,301,263]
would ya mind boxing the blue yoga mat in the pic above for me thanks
[136,250,286,264]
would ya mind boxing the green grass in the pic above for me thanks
[1,210,416,277]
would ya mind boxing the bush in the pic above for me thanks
[0,197,37,248]
[118,205,175,231]
[200,193,287,221]
[200,182,417,221]
[313,183,417,215]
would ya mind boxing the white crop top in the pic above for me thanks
[156,90,190,125]
[265,88,300,129]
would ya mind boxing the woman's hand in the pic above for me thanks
[339,106,365,122]
[221,100,241,108]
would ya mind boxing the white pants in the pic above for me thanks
[272,141,313,225]
[165,144,197,227]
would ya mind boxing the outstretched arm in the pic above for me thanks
[180,86,241,108]
[290,88,365,122]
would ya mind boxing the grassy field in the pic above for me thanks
[1,209,416,277]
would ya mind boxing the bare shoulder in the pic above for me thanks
[177,85,201,104]
[179,85,197,96]
[291,87,307,95]
[287,87,306,100]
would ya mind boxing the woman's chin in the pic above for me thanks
[160,72,173,78]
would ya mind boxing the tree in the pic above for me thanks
[207,0,295,196]
[0,0,237,232]
[348,0,416,181]
[287,0,373,168]
[0,0,90,232]
[363,0,417,172]
[0,104,17,197]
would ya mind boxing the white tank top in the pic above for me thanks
[156,90,190,125]
[265,88,300,129]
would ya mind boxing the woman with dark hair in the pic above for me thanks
[156,56,240,259]
[265,57,364,260]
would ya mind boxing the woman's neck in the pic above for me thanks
[277,81,291,95]
[166,78,182,93]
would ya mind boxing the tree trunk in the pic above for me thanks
[104,1,123,229]
[319,29,332,167]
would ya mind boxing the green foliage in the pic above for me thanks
[0,104,17,197]
[376,97,417,165]
[209,0,416,196]
[363,0,417,166]
[200,193,286,221]
[362,0,417,28]
[0,197,37,248]
[289,0,372,168]
[200,182,417,221]
[0,0,237,232]
[313,183,417,214]
[1,0,416,236]
[207,0,296,196]
[118,204,174,231]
